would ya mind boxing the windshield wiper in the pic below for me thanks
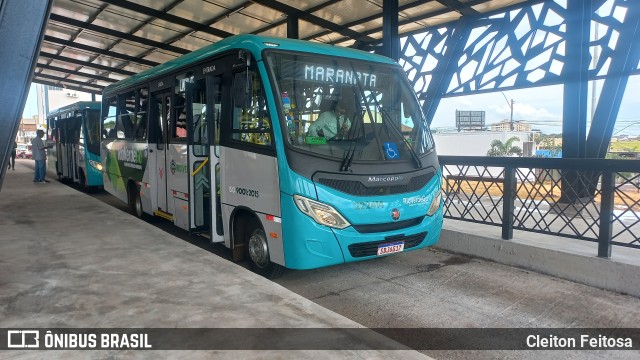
[340,140,356,172]
[350,64,387,162]
[365,84,422,169]
[340,105,364,172]
[379,107,422,168]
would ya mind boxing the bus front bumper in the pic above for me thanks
[281,194,443,270]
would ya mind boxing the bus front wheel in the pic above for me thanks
[246,219,284,279]
[79,169,92,193]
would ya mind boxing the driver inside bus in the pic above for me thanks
[307,99,352,140]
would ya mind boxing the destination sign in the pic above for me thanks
[281,61,387,89]
[304,65,377,88]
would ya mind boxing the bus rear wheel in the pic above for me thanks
[129,183,144,219]
[246,219,284,279]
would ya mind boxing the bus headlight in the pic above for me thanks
[293,194,350,229]
[89,160,103,171]
[427,190,442,216]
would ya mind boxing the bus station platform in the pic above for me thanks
[0,161,429,359]
[4,160,640,359]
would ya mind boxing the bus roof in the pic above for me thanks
[104,34,398,95]
[47,101,102,118]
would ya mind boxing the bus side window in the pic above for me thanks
[60,116,67,145]
[172,74,190,142]
[102,97,117,139]
[135,88,148,141]
[191,79,207,156]
[117,91,136,139]
[76,113,83,145]
[48,118,57,141]
[231,70,271,147]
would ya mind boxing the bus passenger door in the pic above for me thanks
[62,119,72,179]
[208,75,224,242]
[186,75,223,242]
[152,92,171,213]
[72,114,82,182]
[187,78,210,235]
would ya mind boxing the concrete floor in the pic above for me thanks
[4,159,640,359]
[0,160,428,359]
[274,246,640,359]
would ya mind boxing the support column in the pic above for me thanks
[561,0,591,159]
[381,0,399,61]
[287,15,299,39]
[586,4,640,159]
[0,0,53,191]
[560,0,591,203]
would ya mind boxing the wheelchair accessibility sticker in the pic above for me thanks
[384,142,400,160]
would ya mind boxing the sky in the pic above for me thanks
[22,84,39,119]
[23,74,640,136]
[430,74,640,136]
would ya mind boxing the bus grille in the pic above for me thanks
[318,173,434,196]
[347,232,427,258]
[352,216,424,233]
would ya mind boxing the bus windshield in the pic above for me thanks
[265,51,434,164]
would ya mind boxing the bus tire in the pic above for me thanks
[79,169,91,193]
[246,218,285,279]
[129,183,144,219]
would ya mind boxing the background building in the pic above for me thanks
[37,84,98,121]
[15,117,38,145]
[489,120,532,132]
[433,131,535,157]
[16,85,99,146]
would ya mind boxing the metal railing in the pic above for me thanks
[439,156,640,258]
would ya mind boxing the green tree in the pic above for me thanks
[487,136,522,157]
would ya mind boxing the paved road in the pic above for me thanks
[72,180,640,360]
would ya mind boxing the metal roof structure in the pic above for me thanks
[37,0,525,95]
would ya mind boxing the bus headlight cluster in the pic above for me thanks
[293,195,350,229]
[89,160,103,171]
[427,190,442,216]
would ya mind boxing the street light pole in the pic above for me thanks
[500,92,515,131]
[510,98,514,131]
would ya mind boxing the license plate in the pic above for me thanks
[377,241,405,256]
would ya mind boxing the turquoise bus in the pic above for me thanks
[47,101,103,191]
[100,34,443,278]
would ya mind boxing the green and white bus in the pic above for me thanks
[100,34,443,278]
[47,101,103,190]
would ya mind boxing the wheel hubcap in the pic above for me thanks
[248,230,269,268]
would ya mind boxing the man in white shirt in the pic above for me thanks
[31,129,52,183]
[308,102,351,140]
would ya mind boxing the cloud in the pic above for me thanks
[431,84,567,132]
[489,102,559,121]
